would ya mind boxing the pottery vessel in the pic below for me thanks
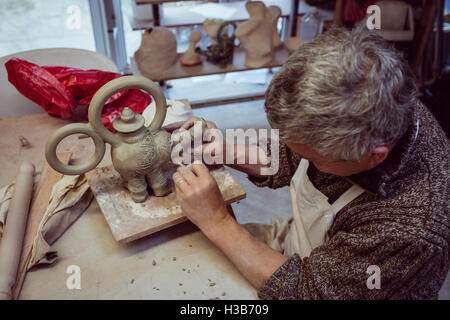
[134,28,178,77]
[196,21,237,67]
[45,76,172,203]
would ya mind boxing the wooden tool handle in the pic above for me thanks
[0,161,35,300]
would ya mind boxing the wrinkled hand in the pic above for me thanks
[165,117,227,166]
[163,116,217,133]
[173,163,230,233]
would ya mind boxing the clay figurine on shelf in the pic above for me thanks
[284,37,304,54]
[134,28,178,78]
[180,30,203,66]
[236,1,281,68]
[203,19,225,46]
[196,21,237,68]
[45,76,173,203]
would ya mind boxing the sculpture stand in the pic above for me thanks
[86,165,246,243]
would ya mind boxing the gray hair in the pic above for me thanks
[265,27,417,161]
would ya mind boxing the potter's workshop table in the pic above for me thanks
[0,113,257,299]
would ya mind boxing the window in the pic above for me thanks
[0,0,95,57]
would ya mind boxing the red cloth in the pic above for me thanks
[5,58,152,131]
[344,0,378,26]
[5,58,77,118]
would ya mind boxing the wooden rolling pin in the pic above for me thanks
[0,161,35,300]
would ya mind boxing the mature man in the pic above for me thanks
[168,27,449,299]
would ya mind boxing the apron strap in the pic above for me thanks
[329,184,365,216]
[285,160,366,258]
[322,184,365,234]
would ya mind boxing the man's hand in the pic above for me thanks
[173,162,287,291]
[165,117,227,166]
[165,116,272,177]
[172,162,230,234]
[164,116,217,133]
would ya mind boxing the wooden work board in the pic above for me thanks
[86,164,246,243]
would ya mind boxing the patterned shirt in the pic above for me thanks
[249,102,449,299]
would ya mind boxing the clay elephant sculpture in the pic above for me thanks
[45,76,173,203]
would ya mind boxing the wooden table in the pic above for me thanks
[0,113,257,299]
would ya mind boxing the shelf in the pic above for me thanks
[136,0,193,4]
[130,45,290,82]
[129,0,292,30]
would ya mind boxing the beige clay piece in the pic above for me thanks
[45,76,173,203]
[203,19,225,46]
[284,37,304,54]
[0,161,35,300]
[134,28,178,77]
[180,30,202,66]
[236,2,282,68]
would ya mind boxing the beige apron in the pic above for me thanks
[284,159,365,258]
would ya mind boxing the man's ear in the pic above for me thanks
[369,146,390,166]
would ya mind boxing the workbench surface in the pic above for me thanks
[0,113,257,299]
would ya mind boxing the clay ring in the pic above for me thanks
[45,123,106,175]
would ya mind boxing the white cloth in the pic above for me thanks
[0,174,92,269]
[284,159,365,258]
[142,99,193,127]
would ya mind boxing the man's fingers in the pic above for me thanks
[165,117,217,134]
[190,162,210,178]
[173,172,189,193]
[181,117,202,130]
[205,121,217,129]
[177,166,197,184]
[163,121,185,133]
